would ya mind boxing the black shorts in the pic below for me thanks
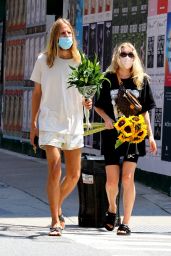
[102,129,139,166]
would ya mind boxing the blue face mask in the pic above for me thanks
[58,37,73,50]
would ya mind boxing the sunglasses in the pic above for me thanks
[119,52,134,58]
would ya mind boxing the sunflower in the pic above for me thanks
[132,135,145,143]
[118,133,132,143]
[114,116,127,131]
[128,114,144,124]
[114,114,147,148]
[136,127,147,138]
[120,121,135,137]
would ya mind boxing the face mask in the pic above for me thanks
[58,37,73,50]
[119,56,134,69]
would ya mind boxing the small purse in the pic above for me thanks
[116,83,142,117]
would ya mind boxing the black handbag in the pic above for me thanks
[116,83,142,117]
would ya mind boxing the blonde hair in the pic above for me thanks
[44,18,81,67]
[107,42,149,89]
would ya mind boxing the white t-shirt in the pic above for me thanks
[30,53,83,135]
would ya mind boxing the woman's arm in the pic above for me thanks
[142,111,157,155]
[94,106,114,129]
[30,82,42,147]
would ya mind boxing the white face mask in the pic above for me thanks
[119,56,134,69]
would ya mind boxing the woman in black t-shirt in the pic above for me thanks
[95,42,157,235]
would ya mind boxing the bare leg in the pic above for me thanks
[58,148,81,214]
[106,165,120,213]
[105,165,120,229]
[122,161,136,225]
[45,146,61,228]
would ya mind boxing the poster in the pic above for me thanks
[128,0,138,45]
[112,0,121,48]
[63,0,70,19]
[83,0,113,24]
[148,0,157,16]
[24,37,30,80]
[69,0,77,26]
[83,25,89,56]
[28,37,35,79]
[5,44,11,80]
[103,21,112,71]
[146,15,157,75]
[157,34,165,68]
[154,107,162,140]
[165,12,171,86]
[35,0,41,25]
[97,23,104,70]
[103,0,113,21]
[3,90,10,132]
[75,0,83,50]
[161,87,171,161]
[169,0,171,12]
[147,36,155,68]
[22,90,28,132]
[40,0,46,24]
[27,90,32,132]
[11,44,17,80]
[20,42,24,80]
[30,0,36,26]
[88,23,97,60]
[83,0,90,23]
[13,91,20,132]
[157,0,168,15]
[34,36,40,64]
[26,0,31,27]
[16,43,21,80]
[8,91,15,132]
[40,33,46,52]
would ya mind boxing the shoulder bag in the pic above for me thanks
[116,83,142,117]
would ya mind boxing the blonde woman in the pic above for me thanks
[30,18,92,236]
[94,42,157,235]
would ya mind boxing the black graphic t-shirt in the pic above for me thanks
[95,72,156,156]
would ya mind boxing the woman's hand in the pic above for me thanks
[148,135,157,155]
[142,111,157,155]
[104,117,114,129]
[82,98,92,110]
[30,127,39,147]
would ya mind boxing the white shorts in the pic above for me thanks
[39,131,84,150]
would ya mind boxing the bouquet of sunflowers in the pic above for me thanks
[114,114,147,149]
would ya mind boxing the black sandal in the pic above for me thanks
[117,224,131,236]
[49,226,62,236]
[104,211,116,231]
[59,214,65,230]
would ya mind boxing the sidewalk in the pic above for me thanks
[0,148,171,256]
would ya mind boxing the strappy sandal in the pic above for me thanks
[117,224,131,236]
[59,214,65,230]
[48,226,62,236]
[104,211,116,231]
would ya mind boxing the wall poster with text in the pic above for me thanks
[88,23,97,60]
[103,21,112,71]
[97,22,104,70]
[75,0,83,50]
[83,25,89,56]
[161,86,171,161]
[165,12,171,86]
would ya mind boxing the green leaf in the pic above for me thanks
[115,139,123,149]
[67,51,111,95]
